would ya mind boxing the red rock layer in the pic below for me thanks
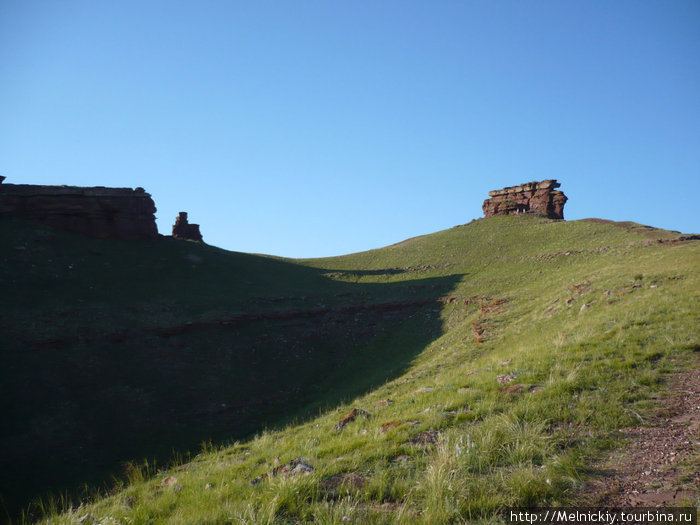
[482,179,567,219]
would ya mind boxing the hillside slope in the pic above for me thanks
[1,215,698,524]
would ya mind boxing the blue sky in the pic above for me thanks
[1,1,698,257]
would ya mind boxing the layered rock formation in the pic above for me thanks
[482,179,567,219]
[172,212,203,242]
[0,177,158,240]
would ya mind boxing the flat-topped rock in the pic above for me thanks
[0,178,158,240]
[487,179,560,197]
[483,179,567,219]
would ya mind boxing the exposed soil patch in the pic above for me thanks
[499,383,525,395]
[471,297,509,344]
[334,408,371,431]
[380,420,401,433]
[585,364,699,506]
[407,430,439,446]
[319,472,369,494]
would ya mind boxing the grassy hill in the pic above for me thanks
[1,214,697,524]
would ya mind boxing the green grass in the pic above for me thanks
[1,214,698,524]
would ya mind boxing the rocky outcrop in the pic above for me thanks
[171,212,203,242]
[0,177,158,240]
[482,179,567,219]
[251,457,315,485]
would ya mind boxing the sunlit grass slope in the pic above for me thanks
[2,215,698,524]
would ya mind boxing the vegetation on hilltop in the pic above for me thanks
[0,215,697,524]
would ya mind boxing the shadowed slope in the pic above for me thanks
[0,217,461,522]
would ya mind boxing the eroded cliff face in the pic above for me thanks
[0,177,158,240]
[482,179,567,219]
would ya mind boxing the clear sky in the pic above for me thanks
[1,1,698,257]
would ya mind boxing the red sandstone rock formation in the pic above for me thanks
[482,179,567,219]
[172,212,203,242]
[0,178,158,240]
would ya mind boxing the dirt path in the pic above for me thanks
[586,362,699,506]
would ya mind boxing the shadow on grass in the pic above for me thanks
[0,219,463,523]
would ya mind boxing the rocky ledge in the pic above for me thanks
[482,179,567,219]
[0,176,158,240]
